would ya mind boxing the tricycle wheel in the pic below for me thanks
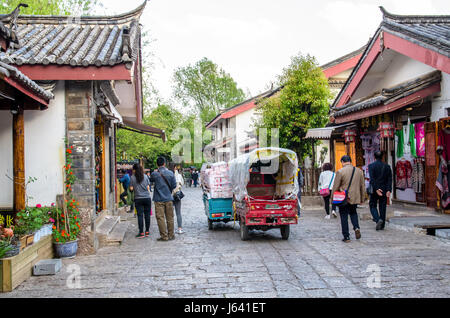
[208,219,213,230]
[240,222,250,241]
[280,225,290,240]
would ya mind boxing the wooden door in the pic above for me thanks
[334,141,346,171]
[425,122,438,209]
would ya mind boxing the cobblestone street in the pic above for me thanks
[2,187,450,298]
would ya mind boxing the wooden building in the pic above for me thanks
[329,7,450,211]
[0,2,164,254]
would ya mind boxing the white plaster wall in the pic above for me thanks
[115,80,137,119]
[0,112,13,208]
[352,52,435,101]
[236,108,259,156]
[25,81,66,207]
[431,72,450,122]
[315,140,331,167]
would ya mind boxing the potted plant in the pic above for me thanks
[52,142,81,258]
[0,226,21,258]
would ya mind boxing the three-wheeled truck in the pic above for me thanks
[229,148,299,240]
[201,163,234,230]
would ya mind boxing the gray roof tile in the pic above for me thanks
[0,2,145,67]
[0,61,54,101]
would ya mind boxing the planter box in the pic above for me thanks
[0,236,54,293]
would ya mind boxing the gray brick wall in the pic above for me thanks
[65,81,96,255]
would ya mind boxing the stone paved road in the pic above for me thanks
[2,187,449,298]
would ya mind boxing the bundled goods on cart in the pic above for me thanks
[201,162,233,199]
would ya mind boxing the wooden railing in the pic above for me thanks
[300,167,322,196]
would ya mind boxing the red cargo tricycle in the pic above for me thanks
[230,148,299,241]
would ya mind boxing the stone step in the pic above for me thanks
[436,229,450,240]
[96,216,120,237]
[106,222,130,245]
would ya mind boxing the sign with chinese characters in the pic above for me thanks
[0,210,15,228]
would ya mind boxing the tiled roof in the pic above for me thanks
[0,61,54,101]
[331,7,450,110]
[205,87,282,129]
[320,45,367,71]
[0,1,146,67]
[333,71,441,118]
[379,7,450,58]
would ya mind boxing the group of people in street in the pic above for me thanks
[119,150,392,243]
[317,151,392,243]
[119,158,186,241]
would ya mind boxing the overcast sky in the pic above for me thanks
[101,0,449,106]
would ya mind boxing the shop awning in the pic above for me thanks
[332,71,442,124]
[305,124,354,139]
[120,119,166,142]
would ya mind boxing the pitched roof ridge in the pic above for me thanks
[321,45,367,70]
[0,1,147,26]
[379,6,450,23]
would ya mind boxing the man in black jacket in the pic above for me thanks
[368,151,393,231]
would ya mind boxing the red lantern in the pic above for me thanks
[343,129,357,143]
[378,122,395,138]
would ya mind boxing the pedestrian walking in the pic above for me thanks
[368,151,393,231]
[151,157,177,241]
[318,163,338,219]
[297,167,304,217]
[129,164,152,239]
[332,155,366,243]
[173,167,185,234]
[119,169,131,206]
[192,169,199,188]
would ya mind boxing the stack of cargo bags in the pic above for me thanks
[201,162,233,199]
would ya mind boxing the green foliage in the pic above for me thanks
[0,0,99,15]
[172,57,247,123]
[0,240,13,259]
[15,205,54,236]
[255,53,331,161]
[117,104,188,167]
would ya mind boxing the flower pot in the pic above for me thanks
[53,240,78,259]
[4,242,21,258]
[34,230,41,243]
[19,236,27,251]
[26,234,34,247]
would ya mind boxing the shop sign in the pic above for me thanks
[378,122,395,138]
[0,210,15,228]
[343,129,357,143]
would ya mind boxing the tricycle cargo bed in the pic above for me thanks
[206,198,233,213]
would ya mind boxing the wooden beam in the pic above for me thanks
[13,107,25,213]
[17,64,131,81]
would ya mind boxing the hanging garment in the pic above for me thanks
[396,129,404,158]
[396,159,413,190]
[436,163,450,209]
[415,122,426,157]
[412,159,425,193]
[409,124,417,158]
[437,128,450,163]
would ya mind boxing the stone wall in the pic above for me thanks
[65,81,97,256]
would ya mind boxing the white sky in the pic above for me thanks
[100,0,450,106]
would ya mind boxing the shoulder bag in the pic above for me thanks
[332,167,356,206]
[319,173,335,197]
[158,170,184,201]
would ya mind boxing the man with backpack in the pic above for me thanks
[331,155,366,243]
[150,157,177,241]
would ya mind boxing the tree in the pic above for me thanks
[172,57,247,123]
[255,53,331,161]
[117,104,186,168]
[0,0,100,16]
